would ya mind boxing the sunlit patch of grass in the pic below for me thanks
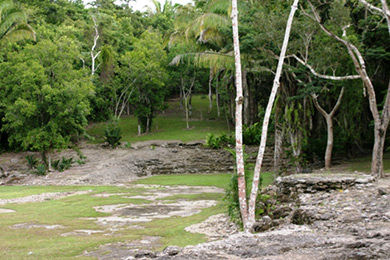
[87,95,230,144]
[158,193,224,201]
[0,174,232,259]
[132,173,231,189]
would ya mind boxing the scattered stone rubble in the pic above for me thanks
[134,174,390,260]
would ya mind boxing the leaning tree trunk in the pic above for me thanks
[231,0,249,231]
[247,0,299,231]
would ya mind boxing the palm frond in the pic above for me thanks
[170,51,234,70]
[0,8,26,35]
[151,0,161,13]
[186,13,230,40]
[198,27,226,46]
[1,23,35,42]
[206,0,231,15]
[0,0,13,14]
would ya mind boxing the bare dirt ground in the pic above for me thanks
[0,141,238,186]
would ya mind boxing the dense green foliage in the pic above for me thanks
[0,0,388,174]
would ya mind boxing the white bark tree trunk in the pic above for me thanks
[247,0,299,231]
[91,16,101,76]
[231,0,249,231]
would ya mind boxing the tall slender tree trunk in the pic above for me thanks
[184,95,190,129]
[208,67,214,114]
[274,94,284,172]
[216,72,221,117]
[137,120,141,136]
[243,70,250,126]
[91,16,101,76]
[372,127,386,178]
[247,0,299,231]
[189,93,193,117]
[231,0,249,231]
[324,117,334,170]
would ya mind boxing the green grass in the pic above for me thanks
[0,174,232,259]
[87,95,230,144]
[133,173,232,189]
[348,152,390,173]
[260,172,275,188]
[0,186,93,200]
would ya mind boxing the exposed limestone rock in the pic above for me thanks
[185,214,239,241]
[152,176,390,260]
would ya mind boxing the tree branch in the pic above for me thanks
[330,87,345,117]
[293,54,360,80]
[359,0,387,14]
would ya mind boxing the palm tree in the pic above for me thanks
[0,0,35,43]
[170,0,234,115]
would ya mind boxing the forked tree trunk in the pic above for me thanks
[308,0,390,178]
[311,87,344,170]
[231,0,249,231]
[181,73,196,129]
[247,0,299,231]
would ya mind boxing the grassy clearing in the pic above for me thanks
[87,95,230,144]
[0,174,231,260]
[133,173,231,189]
[134,172,275,191]
[0,186,93,200]
[348,152,390,173]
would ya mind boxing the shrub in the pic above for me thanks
[205,133,234,149]
[35,164,47,175]
[224,148,260,226]
[243,122,262,145]
[104,120,121,148]
[25,155,38,169]
[52,157,73,172]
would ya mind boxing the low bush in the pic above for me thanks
[243,123,262,145]
[35,164,47,175]
[25,155,38,169]
[205,133,234,149]
[52,157,73,172]
[104,120,121,148]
